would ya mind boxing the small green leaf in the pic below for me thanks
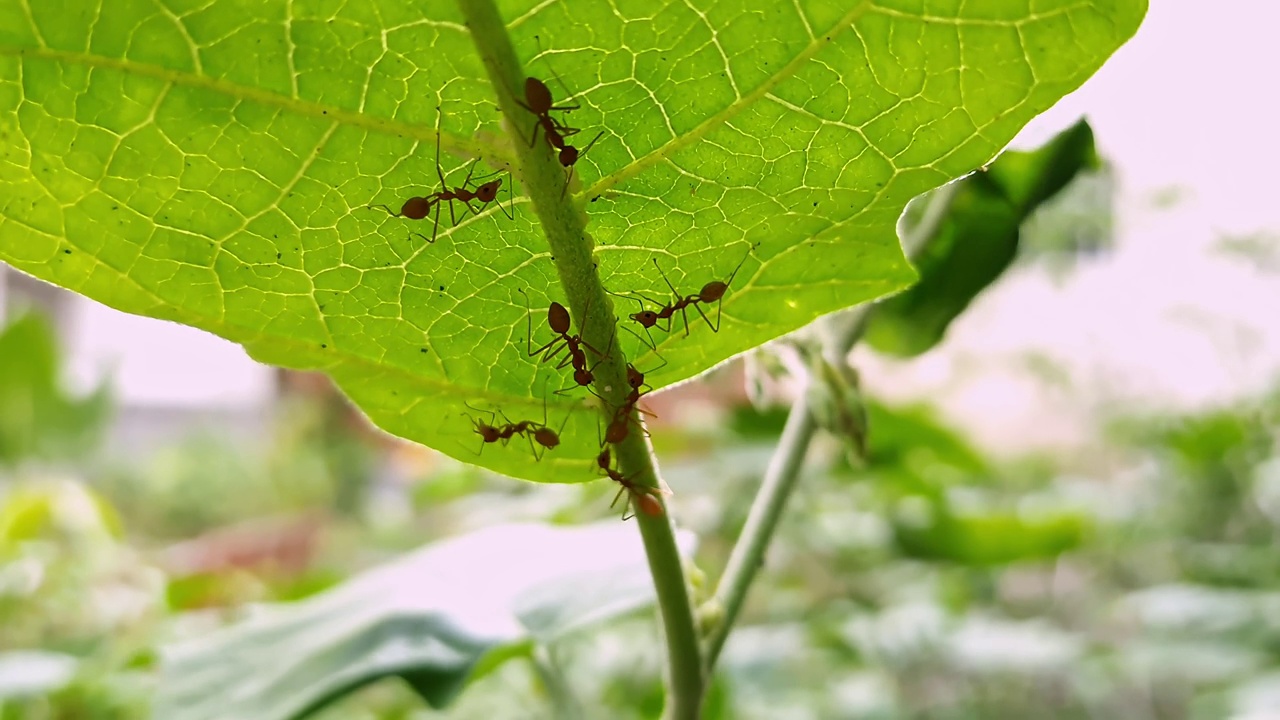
[0,1,1145,481]
[865,119,1103,356]
[154,522,696,720]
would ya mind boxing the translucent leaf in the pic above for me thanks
[0,0,1146,482]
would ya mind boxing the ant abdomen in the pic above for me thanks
[525,77,553,111]
[401,197,432,220]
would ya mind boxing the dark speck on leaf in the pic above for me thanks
[439,286,444,291]
[63,249,71,254]
[321,344,327,349]
[276,252,282,259]
[813,202,818,207]
[112,205,118,210]
[420,348,428,353]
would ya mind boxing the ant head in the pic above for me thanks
[401,197,432,220]
[474,179,502,203]
[625,364,645,390]
[525,77,552,112]
[574,367,593,386]
[558,146,579,167]
[548,302,571,334]
[630,310,658,328]
[699,281,728,304]
[464,411,500,442]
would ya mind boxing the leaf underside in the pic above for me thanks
[0,0,1146,482]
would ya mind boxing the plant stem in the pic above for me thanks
[704,387,820,668]
[704,181,959,672]
[456,1,704,716]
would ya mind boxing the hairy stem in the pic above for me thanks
[704,181,959,672]
[456,1,704,716]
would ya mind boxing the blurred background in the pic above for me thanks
[2,3,1279,719]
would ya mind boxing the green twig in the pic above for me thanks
[456,1,704,716]
[704,181,959,672]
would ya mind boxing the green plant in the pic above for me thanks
[0,0,1144,716]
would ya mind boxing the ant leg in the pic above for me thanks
[367,204,399,217]
[430,200,442,244]
[578,131,604,158]
[610,485,628,512]
[651,259,686,335]
[460,158,481,190]
[498,172,515,219]
[561,166,575,200]
[691,300,718,333]
[619,323,657,353]
[434,109,448,190]
[519,288,565,360]
[527,118,542,148]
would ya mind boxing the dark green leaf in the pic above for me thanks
[865,119,1102,356]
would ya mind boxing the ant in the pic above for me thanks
[518,288,606,377]
[616,244,756,342]
[462,390,570,461]
[462,402,508,454]
[601,362,660,445]
[368,108,513,243]
[595,444,667,521]
[514,62,604,197]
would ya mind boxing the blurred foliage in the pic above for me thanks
[0,313,110,467]
[5,335,1280,718]
[865,120,1107,357]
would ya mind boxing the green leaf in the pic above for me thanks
[0,313,110,465]
[893,501,1087,566]
[0,1,1145,482]
[864,119,1102,356]
[154,522,696,720]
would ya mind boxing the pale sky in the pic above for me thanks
[40,3,1280,453]
[860,1,1280,450]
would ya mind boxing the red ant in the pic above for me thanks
[462,391,570,461]
[514,66,604,198]
[462,402,507,454]
[601,362,661,445]
[595,444,667,521]
[518,288,606,377]
[616,244,756,341]
[368,108,513,243]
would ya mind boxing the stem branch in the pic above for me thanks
[705,181,959,672]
